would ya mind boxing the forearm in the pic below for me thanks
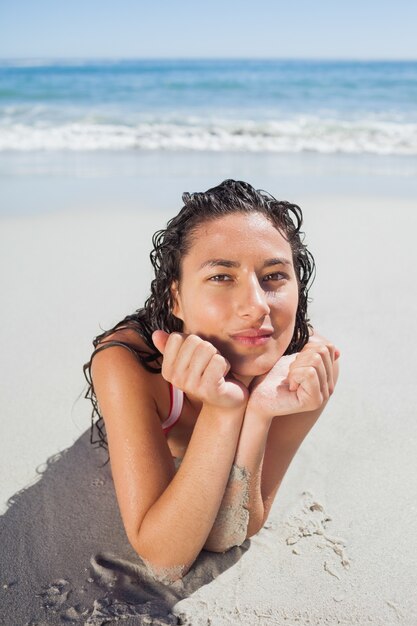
[203,409,273,551]
[234,409,273,535]
[134,404,245,579]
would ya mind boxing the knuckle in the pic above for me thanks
[201,340,217,355]
[185,334,203,347]
[211,353,226,369]
[307,366,317,379]
[312,391,324,407]
[312,352,322,365]
[169,331,183,344]
[166,333,183,353]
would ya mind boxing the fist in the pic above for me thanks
[248,335,340,419]
[152,330,248,411]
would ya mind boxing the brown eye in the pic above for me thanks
[263,272,287,282]
[209,274,232,282]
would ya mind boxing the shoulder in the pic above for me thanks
[96,326,154,354]
[90,328,168,421]
[91,326,161,371]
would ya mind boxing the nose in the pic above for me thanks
[237,274,270,320]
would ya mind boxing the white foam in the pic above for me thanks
[1,116,417,155]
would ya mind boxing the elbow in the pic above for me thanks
[130,533,194,584]
[245,504,269,539]
[139,554,192,584]
[203,536,247,553]
[203,505,250,553]
[203,534,240,553]
[246,521,264,539]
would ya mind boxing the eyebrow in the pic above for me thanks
[198,257,292,270]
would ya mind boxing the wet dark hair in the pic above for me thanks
[83,179,315,456]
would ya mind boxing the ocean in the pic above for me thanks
[1,58,416,216]
[1,58,416,156]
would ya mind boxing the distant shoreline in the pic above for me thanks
[1,57,417,63]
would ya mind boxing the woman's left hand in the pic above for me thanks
[247,335,340,420]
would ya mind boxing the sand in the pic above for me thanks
[1,176,417,625]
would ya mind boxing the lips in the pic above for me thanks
[231,328,274,338]
[230,328,274,346]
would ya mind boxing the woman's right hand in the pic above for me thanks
[152,330,248,411]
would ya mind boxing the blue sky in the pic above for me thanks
[1,0,416,60]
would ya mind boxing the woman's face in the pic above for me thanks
[171,212,299,385]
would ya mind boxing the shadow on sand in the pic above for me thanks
[0,429,250,625]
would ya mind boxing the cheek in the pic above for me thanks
[267,287,298,315]
[196,292,230,318]
[182,294,228,332]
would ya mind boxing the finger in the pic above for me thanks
[160,332,188,381]
[200,353,230,392]
[288,365,323,408]
[316,344,334,395]
[318,342,340,389]
[164,334,219,389]
[181,339,219,388]
[307,333,340,361]
[152,329,170,355]
[223,359,232,377]
[290,350,329,399]
[302,343,334,395]
[312,342,340,392]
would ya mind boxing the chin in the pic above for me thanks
[229,353,281,378]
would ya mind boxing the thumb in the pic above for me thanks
[152,329,170,355]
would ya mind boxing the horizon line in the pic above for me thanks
[0,55,416,63]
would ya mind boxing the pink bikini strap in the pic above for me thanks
[161,384,184,431]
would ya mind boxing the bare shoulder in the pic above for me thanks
[90,327,165,416]
[95,326,155,355]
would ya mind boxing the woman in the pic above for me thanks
[83,179,340,584]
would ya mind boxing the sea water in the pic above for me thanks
[1,58,416,155]
[1,59,416,215]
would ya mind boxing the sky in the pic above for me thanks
[0,0,416,60]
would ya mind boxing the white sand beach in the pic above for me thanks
[1,158,417,625]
